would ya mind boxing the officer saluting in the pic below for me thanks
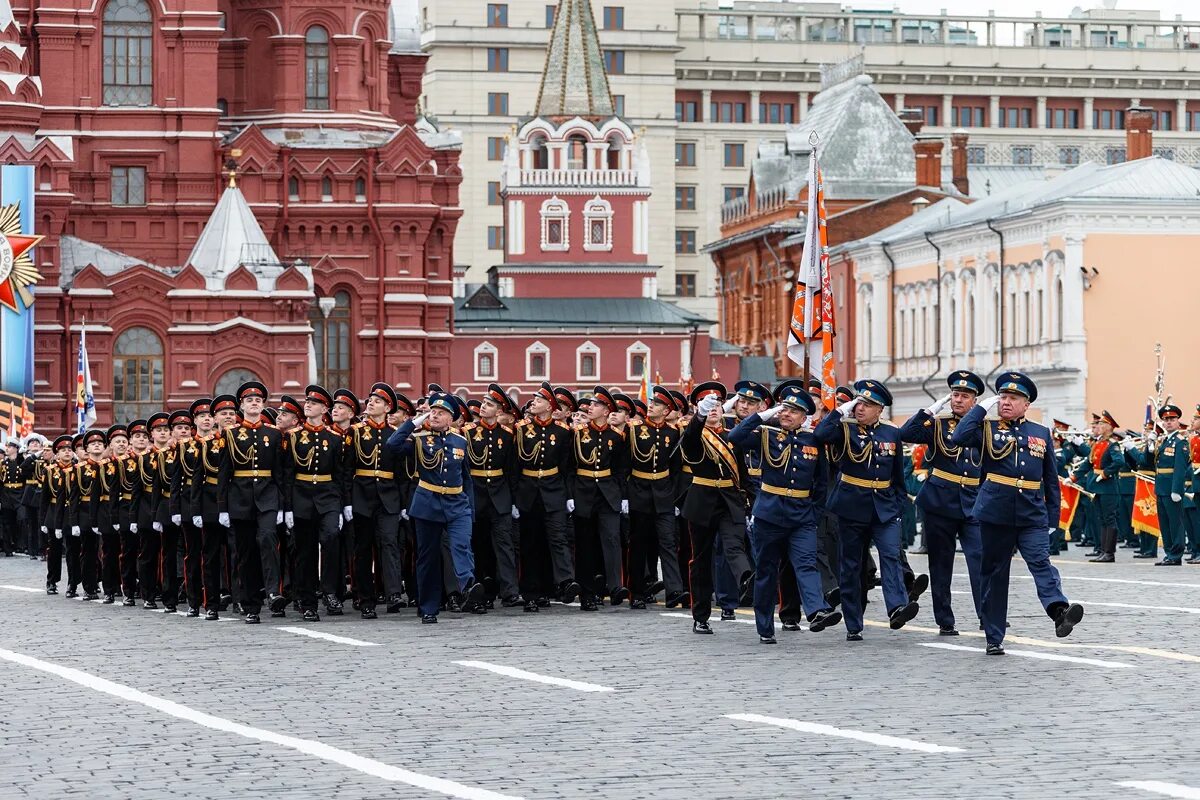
[730,380,842,643]
[386,392,483,623]
[898,370,985,635]
[815,379,919,640]
[950,371,1084,654]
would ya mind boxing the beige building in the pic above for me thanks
[411,0,1200,326]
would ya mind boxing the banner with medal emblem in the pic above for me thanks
[1131,472,1162,541]
[0,165,41,440]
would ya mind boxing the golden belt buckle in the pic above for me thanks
[1015,478,1025,490]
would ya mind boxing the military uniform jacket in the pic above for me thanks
[814,410,906,525]
[950,406,1060,529]
[1094,437,1129,496]
[41,462,71,532]
[71,459,104,532]
[899,409,982,521]
[511,417,575,513]
[679,414,745,525]
[217,420,285,516]
[114,453,142,527]
[386,420,473,524]
[729,413,823,528]
[282,423,350,517]
[132,450,157,527]
[346,420,407,516]
[1135,431,1189,497]
[19,456,46,512]
[463,420,517,515]
[626,419,681,516]
[170,438,203,520]
[725,412,763,502]
[189,434,223,523]
[572,422,627,516]
[150,445,180,525]
[1,456,23,510]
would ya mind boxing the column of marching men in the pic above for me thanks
[11,369,1160,654]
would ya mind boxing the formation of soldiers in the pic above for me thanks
[6,369,1141,653]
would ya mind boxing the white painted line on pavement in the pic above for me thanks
[1117,781,1200,799]
[0,647,522,800]
[276,627,380,647]
[659,611,757,627]
[0,584,42,593]
[949,589,1200,616]
[453,660,614,693]
[920,642,1134,669]
[724,713,964,754]
[955,573,1200,590]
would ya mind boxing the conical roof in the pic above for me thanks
[186,183,280,287]
[534,0,614,119]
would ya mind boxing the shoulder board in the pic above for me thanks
[881,421,898,428]
[555,420,571,430]
[760,424,782,433]
[462,422,477,432]
[501,424,514,433]
[412,430,433,438]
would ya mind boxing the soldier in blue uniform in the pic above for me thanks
[899,370,985,635]
[730,380,842,643]
[815,379,919,640]
[950,371,1084,654]
[1090,410,1125,563]
[386,392,483,624]
[1128,404,1190,565]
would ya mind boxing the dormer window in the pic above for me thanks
[540,196,570,252]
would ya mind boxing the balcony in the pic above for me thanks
[515,168,640,188]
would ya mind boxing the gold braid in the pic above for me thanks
[289,430,317,470]
[983,420,1018,461]
[762,427,792,469]
[226,428,256,467]
[842,422,873,465]
[416,432,445,471]
[516,425,544,463]
[574,426,599,467]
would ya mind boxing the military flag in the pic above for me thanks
[1058,478,1082,533]
[1131,473,1161,541]
[75,324,96,433]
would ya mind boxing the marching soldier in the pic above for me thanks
[898,371,985,635]
[572,386,629,610]
[135,413,170,608]
[42,435,75,594]
[115,421,147,605]
[1090,410,1124,563]
[330,388,360,602]
[1,440,22,556]
[175,402,211,616]
[274,395,303,607]
[1129,404,1189,566]
[152,410,192,613]
[464,383,522,608]
[814,380,920,640]
[1187,407,1200,563]
[98,425,126,603]
[951,371,1084,654]
[191,395,235,620]
[71,429,108,601]
[18,435,47,560]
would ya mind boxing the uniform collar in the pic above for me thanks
[480,419,498,430]
[365,418,388,430]
[241,419,263,430]
[588,420,608,432]
[533,414,554,427]
[303,421,325,433]
[644,418,666,429]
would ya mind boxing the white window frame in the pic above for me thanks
[582,195,613,252]
[474,341,498,382]
[626,340,650,382]
[540,196,570,252]
[576,340,600,382]
[526,341,550,381]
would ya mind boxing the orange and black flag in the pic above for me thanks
[1131,473,1162,541]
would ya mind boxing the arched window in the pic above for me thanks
[530,135,549,170]
[626,341,650,382]
[288,176,300,201]
[305,26,331,110]
[320,175,333,201]
[213,368,261,398]
[582,196,613,252]
[112,326,163,422]
[576,341,600,381]
[606,136,623,170]
[103,0,153,107]
[354,177,366,202]
[526,341,549,381]
[1055,277,1064,340]
[474,341,498,381]
[310,292,351,388]
[540,196,570,251]
[567,134,588,170]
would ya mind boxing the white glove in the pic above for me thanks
[218,512,230,528]
[674,506,681,517]
[91,527,98,534]
[1048,528,1056,537]
[401,509,410,521]
[54,528,62,539]
[620,499,629,515]
[980,395,1001,412]
[152,521,162,533]
[284,511,294,529]
[413,412,430,428]
[1171,492,1183,503]
[759,405,782,421]
[697,396,719,416]
[748,515,755,528]
[511,505,520,520]
[112,524,119,532]
[722,396,738,413]
[71,526,80,537]
[171,514,181,526]
[276,510,284,526]
[40,525,47,534]
[342,506,353,522]
[1121,439,1138,451]
[916,472,927,482]
[566,499,575,514]
[1071,434,1086,446]
[925,392,952,416]
[836,397,859,416]
[192,516,203,529]
[337,515,343,531]
[130,523,138,534]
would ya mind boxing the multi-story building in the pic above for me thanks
[416,0,1200,329]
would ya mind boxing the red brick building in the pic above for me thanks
[0,0,460,430]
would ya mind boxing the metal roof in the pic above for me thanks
[59,235,166,287]
[387,0,420,54]
[535,0,615,118]
[455,296,710,330]
[185,183,284,290]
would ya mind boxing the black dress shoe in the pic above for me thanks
[720,608,736,621]
[269,594,288,613]
[986,643,1005,655]
[1085,550,1101,558]
[326,597,344,615]
[218,593,232,610]
[808,609,842,633]
[1133,553,1156,559]
[609,586,630,606]
[1155,559,1183,566]
[64,587,77,598]
[535,596,550,608]
[361,607,377,620]
[122,597,135,607]
[446,594,463,613]
[1089,553,1115,563]
[580,598,598,611]
[523,599,539,613]
[83,592,99,601]
[232,603,243,615]
[824,587,841,608]
[846,631,863,642]
[559,580,581,605]
[500,594,524,608]
[102,594,115,605]
[889,601,919,630]
[693,620,714,634]
[781,621,801,632]
[163,604,177,613]
[204,609,219,621]
[1054,603,1084,638]
[421,614,438,624]
[245,613,260,624]
[464,580,486,609]
[270,609,286,618]
[45,583,57,595]
[1187,556,1200,564]
[665,590,689,609]
[387,594,407,612]
[143,600,158,610]
[630,598,646,610]
[187,607,200,617]
[648,579,664,596]
[759,634,777,644]
[303,609,320,622]
[939,626,959,636]
[908,573,930,602]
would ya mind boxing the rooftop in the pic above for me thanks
[185,182,288,290]
[455,291,710,330]
[534,0,615,118]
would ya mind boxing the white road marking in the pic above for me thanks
[1117,781,1200,799]
[0,584,42,593]
[954,572,1200,591]
[0,647,522,800]
[276,627,380,647]
[920,642,1134,669]
[659,611,810,631]
[948,589,1200,616]
[453,660,614,693]
[724,713,964,754]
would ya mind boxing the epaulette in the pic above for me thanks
[555,420,571,430]
[412,430,433,438]
[882,420,898,428]
[760,424,782,433]
[462,422,477,432]
[501,424,514,433]
[515,419,530,427]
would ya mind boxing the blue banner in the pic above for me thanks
[0,164,38,436]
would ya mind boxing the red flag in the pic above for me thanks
[1058,479,1081,534]
[1131,473,1161,541]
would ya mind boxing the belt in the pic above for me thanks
[746,467,762,477]
[682,465,693,474]
[986,474,1041,491]
[161,490,171,498]
[840,474,890,490]
[689,476,735,489]
[99,495,110,502]
[631,469,670,481]
[761,483,811,498]
[24,480,37,486]
[576,469,611,479]
[294,474,332,484]
[143,487,153,493]
[1156,468,1175,474]
[931,468,980,487]
[233,470,270,478]
[121,493,132,501]
[469,469,504,478]
[4,482,22,489]
[522,467,559,478]
[205,477,218,485]
[418,480,463,495]
[1119,472,1135,478]
[356,469,396,479]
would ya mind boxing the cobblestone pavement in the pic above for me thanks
[3,544,1200,800]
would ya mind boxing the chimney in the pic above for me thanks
[899,107,925,137]
[950,129,970,195]
[1125,105,1154,161]
[914,135,944,188]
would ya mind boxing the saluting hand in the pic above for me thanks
[722,395,738,414]
[980,395,1001,413]
[836,396,859,417]
[759,405,782,422]
[412,412,430,428]
[696,396,719,417]
[925,392,951,416]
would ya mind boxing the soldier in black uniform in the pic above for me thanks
[173,403,209,617]
[216,381,287,624]
[572,386,630,610]
[191,395,234,620]
[98,425,126,603]
[464,383,522,607]
[42,435,74,594]
[18,434,47,560]
[134,413,169,608]
[330,388,360,603]
[513,381,580,612]
[152,410,192,613]
[116,420,147,605]
[71,429,108,601]
[273,395,302,608]
[1,440,23,556]
[681,382,754,634]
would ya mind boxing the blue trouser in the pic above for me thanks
[1186,506,1200,557]
[837,515,907,633]
[1160,495,1186,560]
[713,535,739,612]
[979,522,1068,646]
[413,515,475,617]
[923,510,982,630]
[1081,498,1099,547]
[750,517,829,637]
[1118,492,1135,544]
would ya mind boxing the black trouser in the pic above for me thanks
[575,505,624,598]
[815,510,840,595]
[687,511,748,624]
[64,530,82,588]
[160,522,181,607]
[519,498,574,598]
[201,521,226,612]
[354,507,404,608]
[101,525,122,597]
[779,551,802,624]
[1,507,16,553]
[119,519,139,598]
[46,529,63,584]
[311,512,341,601]
[293,515,322,612]
[629,510,684,597]
[473,503,519,600]
[137,523,161,601]
[80,529,100,594]
[277,524,294,600]
[232,511,276,614]
[21,506,40,557]
[181,519,204,609]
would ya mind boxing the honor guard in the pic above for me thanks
[464,383,522,608]
[815,380,920,640]
[950,372,1084,654]
[191,396,235,620]
[385,392,483,623]
[71,428,109,601]
[97,425,126,603]
[134,413,169,608]
[116,421,147,605]
[1129,404,1190,565]
[730,381,842,643]
[571,386,630,610]
[174,401,211,616]
[19,435,47,560]
[42,435,75,594]
[152,410,192,613]
[0,440,22,556]
[898,370,986,635]
[216,381,287,624]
